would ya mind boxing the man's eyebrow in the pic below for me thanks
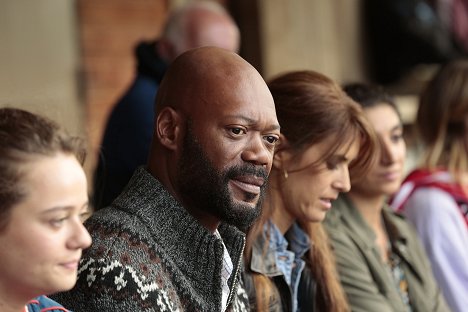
[266,124,281,132]
[227,115,281,131]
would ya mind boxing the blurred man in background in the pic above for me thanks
[93,1,240,210]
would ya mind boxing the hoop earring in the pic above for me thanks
[283,170,288,179]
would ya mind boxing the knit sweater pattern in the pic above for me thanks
[52,167,250,311]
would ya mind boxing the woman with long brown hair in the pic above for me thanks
[243,70,377,311]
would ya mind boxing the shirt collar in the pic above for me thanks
[285,222,310,258]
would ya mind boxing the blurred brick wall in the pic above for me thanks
[77,0,168,173]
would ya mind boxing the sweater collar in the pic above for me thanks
[113,167,246,306]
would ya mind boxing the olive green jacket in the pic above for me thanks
[324,195,449,312]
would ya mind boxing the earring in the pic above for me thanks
[283,170,288,179]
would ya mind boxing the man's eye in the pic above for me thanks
[265,135,279,144]
[231,127,246,135]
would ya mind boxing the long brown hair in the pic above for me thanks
[417,59,468,179]
[245,70,377,311]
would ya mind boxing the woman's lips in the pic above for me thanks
[379,170,400,181]
[60,260,80,270]
[320,197,336,210]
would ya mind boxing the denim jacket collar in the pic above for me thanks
[250,221,310,277]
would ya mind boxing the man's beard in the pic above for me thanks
[177,125,267,230]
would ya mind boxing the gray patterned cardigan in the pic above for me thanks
[52,167,250,311]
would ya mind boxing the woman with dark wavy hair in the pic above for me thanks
[243,70,377,311]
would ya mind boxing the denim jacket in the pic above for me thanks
[244,221,315,312]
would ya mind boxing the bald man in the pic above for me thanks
[53,47,280,311]
[93,1,240,210]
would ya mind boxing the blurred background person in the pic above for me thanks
[243,70,377,312]
[93,0,240,210]
[324,83,448,312]
[391,59,468,312]
[0,108,92,312]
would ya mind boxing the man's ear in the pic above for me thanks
[273,134,292,170]
[155,107,182,151]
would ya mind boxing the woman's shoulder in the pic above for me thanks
[26,296,69,312]
[382,205,419,238]
[405,186,459,216]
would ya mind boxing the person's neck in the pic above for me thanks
[0,290,28,312]
[347,191,385,230]
[148,158,220,233]
[269,186,295,235]
[184,205,220,233]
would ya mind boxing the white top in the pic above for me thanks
[214,229,233,312]
[403,187,468,312]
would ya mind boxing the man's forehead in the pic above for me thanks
[162,47,274,117]
[193,88,274,113]
[189,99,279,131]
